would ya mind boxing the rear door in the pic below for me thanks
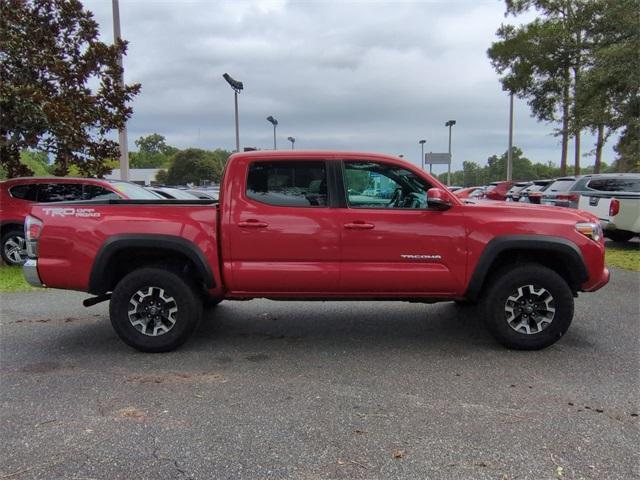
[225,159,341,293]
[336,159,467,295]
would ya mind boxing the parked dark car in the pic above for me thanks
[505,182,533,202]
[519,180,554,204]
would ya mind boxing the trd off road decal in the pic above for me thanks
[42,207,101,218]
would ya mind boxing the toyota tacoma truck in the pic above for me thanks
[23,151,609,352]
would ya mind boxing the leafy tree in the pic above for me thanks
[489,0,639,175]
[155,169,169,184]
[0,0,140,178]
[166,148,225,185]
[438,146,563,185]
[20,150,50,176]
[578,0,639,173]
[489,1,599,175]
[130,133,178,168]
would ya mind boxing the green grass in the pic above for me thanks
[605,244,640,272]
[0,265,37,292]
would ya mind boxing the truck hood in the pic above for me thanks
[464,199,599,223]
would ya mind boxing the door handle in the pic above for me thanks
[238,220,269,228]
[344,222,375,230]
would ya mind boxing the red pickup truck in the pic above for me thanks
[23,151,609,352]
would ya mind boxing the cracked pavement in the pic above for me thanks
[1,267,638,479]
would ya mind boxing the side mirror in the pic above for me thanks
[427,187,452,210]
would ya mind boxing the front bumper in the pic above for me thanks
[23,259,44,287]
[582,267,610,292]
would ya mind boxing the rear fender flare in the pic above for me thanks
[89,234,214,294]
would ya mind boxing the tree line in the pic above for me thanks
[128,133,230,185]
[1,133,231,185]
[436,146,619,187]
[488,0,639,175]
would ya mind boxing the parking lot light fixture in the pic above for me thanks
[223,73,244,152]
[267,116,278,149]
[419,139,426,170]
[445,120,456,186]
[287,136,295,149]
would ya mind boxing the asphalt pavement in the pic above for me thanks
[1,268,638,480]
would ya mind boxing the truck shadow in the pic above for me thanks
[43,299,595,358]
[44,301,498,356]
[193,300,495,352]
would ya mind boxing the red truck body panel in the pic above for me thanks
[34,204,224,298]
[27,150,609,300]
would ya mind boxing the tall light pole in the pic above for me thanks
[112,0,129,181]
[223,73,243,152]
[419,139,426,170]
[445,120,456,186]
[507,92,514,181]
[287,136,295,149]
[267,116,278,149]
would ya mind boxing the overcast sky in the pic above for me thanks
[84,0,616,172]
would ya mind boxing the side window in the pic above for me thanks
[246,161,328,207]
[83,185,119,200]
[588,178,640,193]
[343,161,432,209]
[37,183,84,202]
[9,184,38,201]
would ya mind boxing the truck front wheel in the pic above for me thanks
[482,264,574,350]
[109,268,203,352]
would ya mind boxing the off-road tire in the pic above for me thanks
[109,268,202,352]
[482,263,574,350]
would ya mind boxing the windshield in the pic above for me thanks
[110,181,162,199]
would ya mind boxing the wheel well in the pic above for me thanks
[1,223,24,238]
[481,249,580,295]
[93,247,209,295]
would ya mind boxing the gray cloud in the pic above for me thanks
[85,0,616,172]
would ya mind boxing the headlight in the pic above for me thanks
[576,222,603,242]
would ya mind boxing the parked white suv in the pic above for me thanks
[577,174,640,242]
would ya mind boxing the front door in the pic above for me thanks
[226,159,341,294]
[338,159,467,295]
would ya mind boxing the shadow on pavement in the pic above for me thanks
[39,301,506,357]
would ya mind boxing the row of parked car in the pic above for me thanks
[451,173,640,243]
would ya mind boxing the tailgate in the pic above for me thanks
[578,194,611,221]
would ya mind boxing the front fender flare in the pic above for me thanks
[464,235,588,301]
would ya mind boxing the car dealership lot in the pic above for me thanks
[1,269,638,480]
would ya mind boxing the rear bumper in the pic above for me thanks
[599,219,615,231]
[23,259,44,287]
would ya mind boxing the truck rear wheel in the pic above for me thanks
[481,264,573,350]
[109,267,203,352]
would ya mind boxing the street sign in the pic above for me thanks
[425,153,451,165]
